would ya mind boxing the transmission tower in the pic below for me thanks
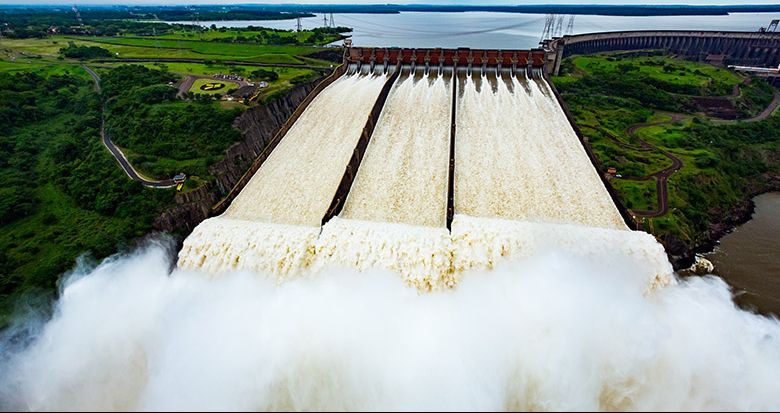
[72,5,84,27]
[769,20,779,32]
[555,15,565,37]
[323,14,329,28]
[296,16,303,32]
[566,15,576,35]
[540,13,556,42]
[329,13,335,28]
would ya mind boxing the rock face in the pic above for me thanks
[153,77,323,235]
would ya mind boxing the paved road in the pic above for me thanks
[82,65,176,189]
[622,116,685,218]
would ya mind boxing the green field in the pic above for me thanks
[1,35,332,65]
[567,54,742,96]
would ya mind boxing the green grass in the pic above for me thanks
[610,179,657,212]
[65,36,322,64]
[571,55,742,96]
[189,78,238,95]
[1,36,330,65]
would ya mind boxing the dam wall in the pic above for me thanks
[179,46,673,289]
[544,31,780,75]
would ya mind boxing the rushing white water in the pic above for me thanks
[316,67,455,289]
[180,71,668,289]
[225,72,388,227]
[178,72,389,275]
[454,72,626,229]
[340,67,452,228]
[2,242,779,411]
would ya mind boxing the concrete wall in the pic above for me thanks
[546,31,780,75]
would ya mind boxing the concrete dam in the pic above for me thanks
[179,47,673,290]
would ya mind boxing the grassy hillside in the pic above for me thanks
[554,53,779,253]
[0,67,176,326]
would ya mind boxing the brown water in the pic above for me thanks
[710,192,780,316]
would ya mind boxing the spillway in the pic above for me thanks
[454,71,626,229]
[339,67,452,228]
[179,58,673,290]
[225,73,388,227]
[317,67,455,289]
[178,71,390,276]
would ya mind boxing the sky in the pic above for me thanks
[2,1,780,5]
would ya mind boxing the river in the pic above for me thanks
[169,11,779,49]
[709,192,780,317]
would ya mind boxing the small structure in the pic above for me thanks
[607,167,617,175]
[258,81,269,88]
[174,173,187,191]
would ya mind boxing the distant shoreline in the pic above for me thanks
[3,5,780,19]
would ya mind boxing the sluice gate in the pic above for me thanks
[348,47,548,78]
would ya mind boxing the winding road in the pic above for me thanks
[603,90,779,219]
[621,115,686,218]
[83,65,176,189]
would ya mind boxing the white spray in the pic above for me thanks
[1,241,779,411]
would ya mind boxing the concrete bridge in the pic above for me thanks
[543,31,780,76]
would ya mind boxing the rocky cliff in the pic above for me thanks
[153,77,323,235]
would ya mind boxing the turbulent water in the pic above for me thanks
[1,242,779,411]
[455,72,625,229]
[224,72,388,227]
[8,69,779,410]
[178,71,388,275]
[180,71,644,288]
[340,67,452,228]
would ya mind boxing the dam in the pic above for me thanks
[179,47,673,289]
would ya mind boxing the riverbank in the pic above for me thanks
[705,192,780,316]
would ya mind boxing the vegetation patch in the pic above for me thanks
[554,54,779,253]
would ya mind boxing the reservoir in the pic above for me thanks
[171,12,779,49]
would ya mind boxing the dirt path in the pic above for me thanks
[83,65,176,189]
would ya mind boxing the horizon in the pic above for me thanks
[3,1,780,6]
